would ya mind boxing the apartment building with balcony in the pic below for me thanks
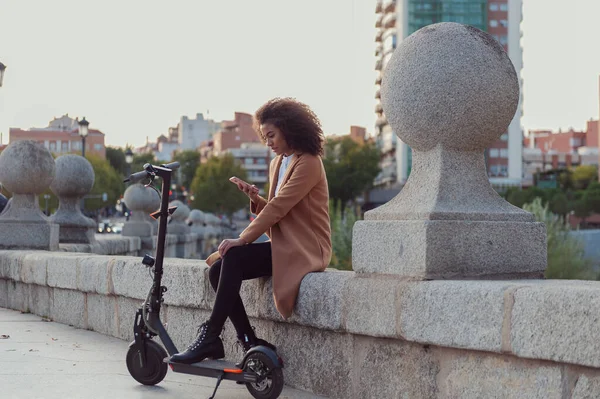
[374,0,524,189]
[227,143,272,195]
[9,114,106,158]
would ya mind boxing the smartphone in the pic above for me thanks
[229,176,251,188]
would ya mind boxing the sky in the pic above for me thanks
[0,0,598,148]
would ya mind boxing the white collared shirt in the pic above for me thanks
[274,154,294,197]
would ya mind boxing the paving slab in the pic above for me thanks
[0,307,324,399]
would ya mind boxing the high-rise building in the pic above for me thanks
[374,0,524,190]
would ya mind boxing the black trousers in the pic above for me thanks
[208,242,272,337]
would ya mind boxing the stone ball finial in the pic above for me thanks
[169,200,191,221]
[355,23,546,280]
[124,184,160,213]
[122,183,159,237]
[369,22,530,222]
[382,22,519,152]
[0,140,59,250]
[168,200,191,235]
[49,155,96,244]
[0,140,55,195]
[188,209,206,225]
[50,155,95,197]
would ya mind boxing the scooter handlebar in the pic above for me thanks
[161,161,180,171]
[124,170,149,184]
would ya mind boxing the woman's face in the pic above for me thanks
[261,123,292,156]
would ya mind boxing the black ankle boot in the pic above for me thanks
[170,321,225,364]
[237,332,277,353]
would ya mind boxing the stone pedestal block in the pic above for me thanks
[353,219,546,278]
[0,220,60,250]
[356,23,548,278]
[122,221,153,237]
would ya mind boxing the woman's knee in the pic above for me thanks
[222,246,245,265]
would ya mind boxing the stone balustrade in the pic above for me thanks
[1,251,600,398]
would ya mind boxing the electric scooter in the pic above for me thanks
[123,162,284,399]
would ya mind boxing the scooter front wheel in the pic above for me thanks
[244,351,284,399]
[126,339,168,386]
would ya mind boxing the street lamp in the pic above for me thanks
[78,117,89,157]
[0,62,6,87]
[125,148,133,177]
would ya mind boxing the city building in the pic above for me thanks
[327,126,368,145]
[211,112,262,156]
[227,143,272,195]
[178,113,221,151]
[9,114,106,158]
[374,0,523,189]
[522,119,599,187]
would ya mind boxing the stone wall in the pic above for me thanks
[2,249,600,398]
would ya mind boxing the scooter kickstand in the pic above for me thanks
[208,371,225,399]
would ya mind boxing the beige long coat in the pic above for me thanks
[206,153,332,319]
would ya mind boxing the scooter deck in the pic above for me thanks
[165,358,257,383]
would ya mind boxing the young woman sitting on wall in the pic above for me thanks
[170,98,332,364]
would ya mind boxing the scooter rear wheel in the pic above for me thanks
[244,351,284,399]
[126,339,168,386]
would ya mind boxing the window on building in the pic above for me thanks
[500,165,508,176]
[500,4,508,11]
[489,165,500,176]
[499,35,508,45]
[245,158,253,165]
[256,158,266,165]
[500,19,508,27]
[489,20,498,28]
[500,149,508,158]
[94,144,103,151]
[49,142,57,151]
[62,142,69,151]
[489,3,499,11]
[500,134,508,141]
[490,149,499,158]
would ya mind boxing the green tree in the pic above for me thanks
[584,182,600,214]
[549,192,569,222]
[571,165,598,190]
[523,198,595,280]
[323,137,380,211]
[105,146,127,176]
[85,155,124,211]
[506,187,548,208]
[190,154,248,218]
[173,150,201,189]
[573,197,592,228]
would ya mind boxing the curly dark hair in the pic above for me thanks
[253,98,325,156]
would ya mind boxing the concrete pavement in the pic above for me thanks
[0,308,323,399]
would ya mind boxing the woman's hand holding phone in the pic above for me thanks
[229,177,260,202]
